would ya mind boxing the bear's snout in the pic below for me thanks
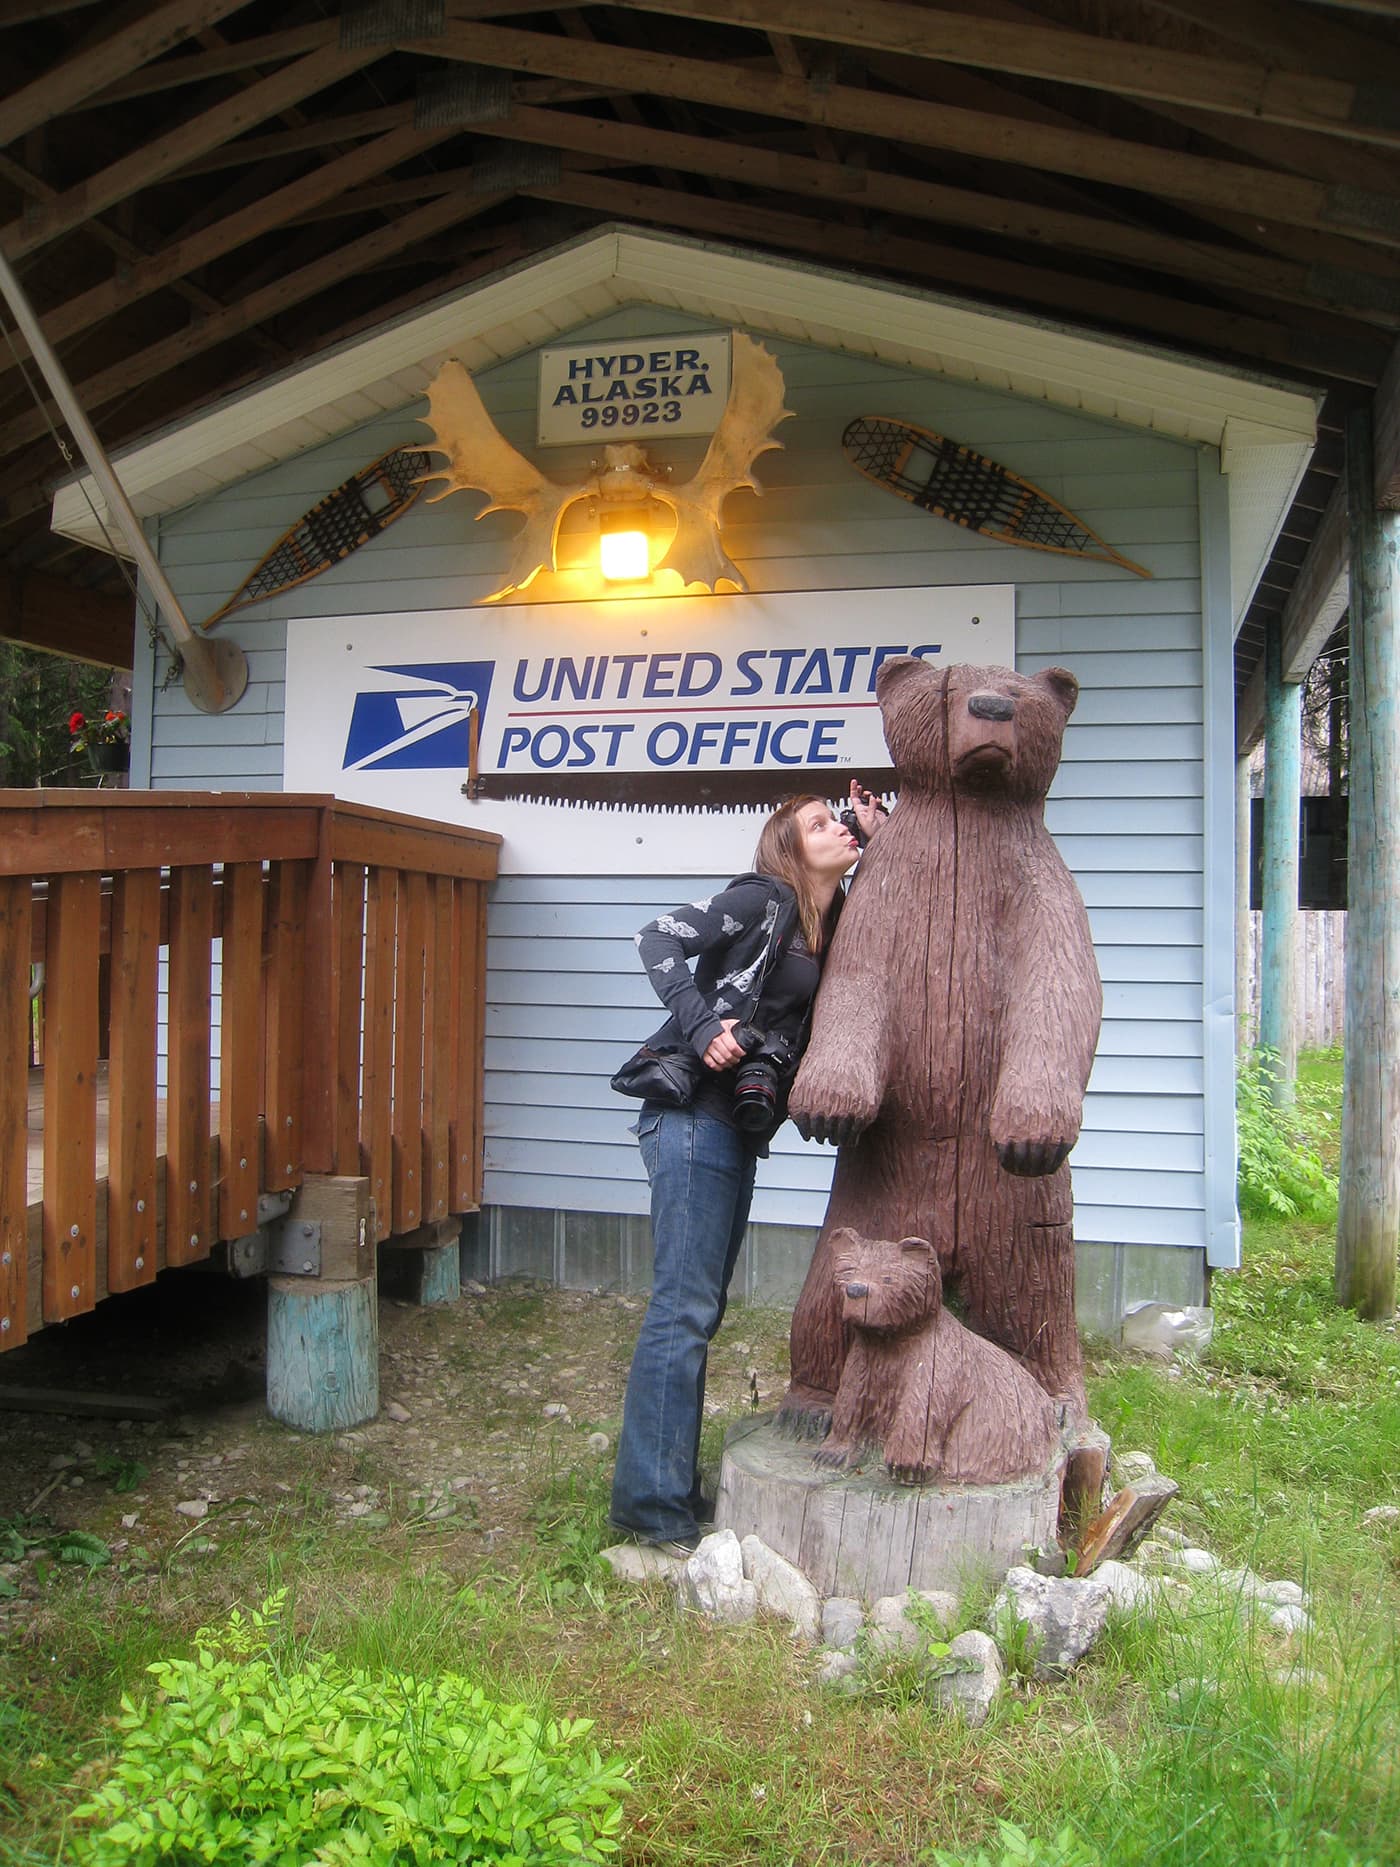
[968,691,1014,722]
[844,1282,869,1299]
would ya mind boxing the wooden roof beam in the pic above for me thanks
[466,102,1400,326]
[405,20,1400,248]
[0,123,458,381]
[0,187,512,468]
[1146,0,1400,89]
[604,0,1400,150]
[0,0,255,147]
[0,564,133,666]
[516,169,1388,381]
[0,41,386,261]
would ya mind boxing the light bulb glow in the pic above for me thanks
[599,525,650,581]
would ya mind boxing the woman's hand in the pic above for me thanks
[702,1019,748,1071]
[848,779,887,840]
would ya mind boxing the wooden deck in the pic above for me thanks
[3,792,501,1352]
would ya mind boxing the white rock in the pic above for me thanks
[1155,1525,1190,1547]
[1121,1302,1213,1360]
[1362,1504,1400,1525]
[1218,1571,1305,1609]
[542,1403,571,1421]
[382,1400,411,1423]
[740,1537,821,1641]
[120,1514,139,1530]
[821,1597,864,1653]
[676,1530,757,1624]
[600,1543,688,1581]
[928,1629,1003,1727]
[1092,1560,1161,1610]
[991,1567,1112,1678]
[1165,1677,1218,1710]
[47,1453,76,1473]
[913,1589,959,1632]
[867,1594,921,1657]
[814,1649,860,1692]
[587,1432,610,1455]
[1111,1451,1158,1485]
[1268,1603,1311,1636]
[175,1499,209,1520]
[1169,1547,1221,1575]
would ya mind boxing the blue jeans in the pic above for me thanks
[610,1104,758,1543]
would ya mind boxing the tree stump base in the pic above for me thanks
[717,1414,1064,1600]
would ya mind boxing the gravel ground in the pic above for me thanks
[0,1263,794,1614]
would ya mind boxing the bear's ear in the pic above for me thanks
[874,654,931,704]
[897,1237,934,1260]
[1036,666,1078,719]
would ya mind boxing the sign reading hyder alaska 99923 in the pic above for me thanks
[537,331,731,446]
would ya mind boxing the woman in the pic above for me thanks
[610,781,885,1556]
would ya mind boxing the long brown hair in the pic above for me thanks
[753,794,833,952]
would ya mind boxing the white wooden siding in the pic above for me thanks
[139,305,1227,1270]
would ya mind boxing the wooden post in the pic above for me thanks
[1338,403,1400,1320]
[1259,619,1301,1101]
[266,1174,378,1431]
[1235,747,1253,1051]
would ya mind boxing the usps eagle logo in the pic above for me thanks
[342,660,495,771]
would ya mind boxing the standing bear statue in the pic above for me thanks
[782,659,1102,1478]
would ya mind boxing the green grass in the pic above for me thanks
[3,1049,1399,1864]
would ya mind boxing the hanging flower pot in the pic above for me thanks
[90,741,129,774]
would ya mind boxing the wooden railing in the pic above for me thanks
[0,792,501,1351]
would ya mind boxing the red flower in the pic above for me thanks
[104,710,124,723]
[68,711,85,735]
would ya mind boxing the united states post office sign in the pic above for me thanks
[282,582,1013,875]
[537,330,732,445]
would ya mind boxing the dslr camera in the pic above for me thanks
[729,1023,798,1133]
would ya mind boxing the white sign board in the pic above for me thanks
[536,330,732,445]
[282,584,1014,874]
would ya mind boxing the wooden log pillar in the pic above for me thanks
[1259,619,1301,1100]
[267,1278,378,1434]
[1338,403,1400,1320]
[1235,747,1254,1051]
[266,1175,379,1432]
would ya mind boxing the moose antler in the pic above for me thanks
[416,334,792,599]
[417,360,585,600]
[653,332,793,591]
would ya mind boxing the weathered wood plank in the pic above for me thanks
[362,868,397,1241]
[218,862,263,1237]
[392,871,427,1235]
[425,877,452,1223]
[0,878,31,1346]
[165,866,214,1266]
[41,872,99,1323]
[263,858,306,1194]
[106,869,159,1292]
[333,859,366,1178]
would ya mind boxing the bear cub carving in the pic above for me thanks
[816,1227,1063,1487]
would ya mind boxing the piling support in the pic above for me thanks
[1259,619,1301,1100]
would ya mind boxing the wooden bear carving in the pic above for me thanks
[784,659,1102,1471]
[818,1229,1062,1485]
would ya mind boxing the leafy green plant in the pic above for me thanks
[92,1451,148,1495]
[1236,1051,1338,1221]
[69,1592,629,1865]
[930,1819,1102,1866]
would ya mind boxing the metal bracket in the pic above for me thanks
[269,1219,322,1277]
[226,1233,268,1279]
[257,1191,293,1227]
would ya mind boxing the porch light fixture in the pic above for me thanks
[598,503,652,581]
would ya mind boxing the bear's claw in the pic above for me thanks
[996,1138,1072,1177]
